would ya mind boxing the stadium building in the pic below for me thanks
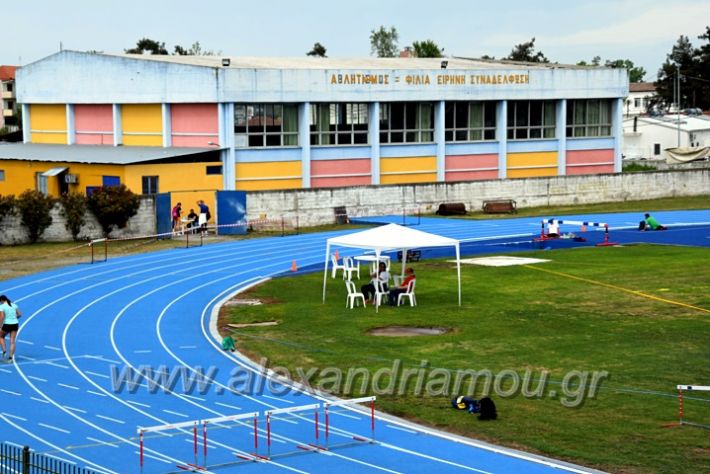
[1,51,628,201]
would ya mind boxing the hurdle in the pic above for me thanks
[675,385,710,429]
[89,238,108,263]
[264,403,322,458]
[536,219,617,246]
[323,396,377,450]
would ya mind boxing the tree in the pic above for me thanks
[412,40,444,58]
[307,42,327,57]
[655,34,706,110]
[507,37,549,63]
[0,195,16,222]
[60,192,87,241]
[87,185,140,237]
[125,38,168,55]
[17,190,55,243]
[370,26,399,57]
[174,41,220,56]
[605,59,646,83]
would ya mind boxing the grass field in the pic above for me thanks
[221,244,710,473]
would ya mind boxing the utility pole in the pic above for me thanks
[676,65,681,147]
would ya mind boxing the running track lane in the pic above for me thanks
[7,211,706,472]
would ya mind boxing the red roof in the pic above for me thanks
[0,65,17,81]
[629,82,656,93]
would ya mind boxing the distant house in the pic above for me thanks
[0,65,18,130]
[625,82,657,116]
[623,115,710,159]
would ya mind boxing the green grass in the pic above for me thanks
[623,162,659,173]
[222,245,710,473]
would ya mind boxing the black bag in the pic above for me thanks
[638,220,647,231]
[478,397,497,420]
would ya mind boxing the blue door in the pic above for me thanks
[155,193,172,238]
[216,191,247,235]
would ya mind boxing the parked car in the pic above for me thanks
[683,108,703,116]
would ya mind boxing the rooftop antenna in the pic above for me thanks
[59,41,63,52]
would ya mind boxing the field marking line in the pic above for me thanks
[523,265,710,314]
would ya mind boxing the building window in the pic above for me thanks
[5,83,12,93]
[566,99,612,137]
[380,102,434,143]
[142,176,159,194]
[234,104,298,147]
[445,101,496,142]
[6,101,13,111]
[35,173,48,195]
[102,176,120,187]
[310,103,369,146]
[0,170,4,181]
[507,100,556,140]
[634,98,641,108]
[654,143,661,155]
[206,165,223,175]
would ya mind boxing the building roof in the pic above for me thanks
[0,143,222,164]
[629,82,656,93]
[0,65,17,81]
[92,51,600,71]
[626,116,710,133]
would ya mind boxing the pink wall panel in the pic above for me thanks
[566,164,614,175]
[172,135,217,147]
[312,176,372,188]
[171,104,218,133]
[311,159,370,176]
[566,149,614,165]
[75,133,113,145]
[445,154,498,171]
[445,170,499,182]
[74,105,113,132]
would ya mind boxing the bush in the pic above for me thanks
[87,185,140,237]
[623,162,657,172]
[0,195,16,221]
[16,190,56,243]
[60,192,88,241]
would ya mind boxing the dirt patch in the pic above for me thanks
[226,321,279,329]
[367,326,451,337]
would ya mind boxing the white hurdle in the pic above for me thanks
[324,396,377,449]
[676,385,710,429]
[265,402,322,457]
[537,218,617,246]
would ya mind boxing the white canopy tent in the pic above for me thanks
[322,223,462,306]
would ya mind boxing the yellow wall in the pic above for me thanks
[122,104,163,147]
[506,152,558,178]
[30,104,67,144]
[235,161,302,191]
[380,156,437,185]
[0,160,124,196]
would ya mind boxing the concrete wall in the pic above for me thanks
[0,195,156,245]
[245,169,710,226]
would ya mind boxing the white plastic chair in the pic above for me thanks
[331,254,347,279]
[373,279,389,307]
[342,257,360,280]
[397,279,417,307]
[345,280,366,308]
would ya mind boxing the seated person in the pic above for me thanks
[361,262,390,302]
[186,209,199,231]
[388,267,416,306]
[639,213,667,231]
[546,221,560,238]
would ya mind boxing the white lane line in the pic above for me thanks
[30,396,49,404]
[126,400,151,408]
[381,441,493,474]
[178,345,197,349]
[0,389,21,396]
[181,394,206,402]
[0,368,12,374]
[44,345,62,352]
[331,411,360,420]
[214,402,241,411]
[16,355,35,361]
[133,451,170,464]
[44,453,76,465]
[64,405,87,414]
[39,423,71,434]
[85,370,110,379]
[2,413,27,422]
[262,394,294,404]
[162,409,189,418]
[386,424,418,434]
[18,340,34,345]
[45,361,70,369]
[87,437,120,448]
[58,383,80,390]
[96,414,125,425]
[27,375,47,382]
[133,349,152,354]
[87,390,107,397]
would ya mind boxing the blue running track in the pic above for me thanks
[0,210,708,473]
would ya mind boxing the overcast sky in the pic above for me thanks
[3,0,709,80]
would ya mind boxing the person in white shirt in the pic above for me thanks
[547,221,560,238]
[361,261,390,302]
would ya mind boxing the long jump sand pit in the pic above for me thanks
[367,326,451,337]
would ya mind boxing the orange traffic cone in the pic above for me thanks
[291,260,298,272]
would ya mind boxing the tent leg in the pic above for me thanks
[323,243,330,303]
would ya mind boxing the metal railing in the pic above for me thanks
[0,443,99,474]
